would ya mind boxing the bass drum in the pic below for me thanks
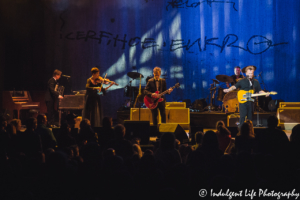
[223,90,239,113]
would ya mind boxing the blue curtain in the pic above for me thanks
[44,0,300,117]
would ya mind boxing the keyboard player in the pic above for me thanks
[45,69,63,127]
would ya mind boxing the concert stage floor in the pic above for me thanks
[117,110,277,128]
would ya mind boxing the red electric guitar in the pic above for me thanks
[144,83,180,109]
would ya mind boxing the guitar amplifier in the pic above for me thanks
[279,102,300,108]
[165,102,186,108]
[162,108,190,130]
[227,114,240,127]
[130,108,159,125]
[277,108,300,123]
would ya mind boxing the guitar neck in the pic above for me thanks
[251,93,269,97]
[158,85,176,96]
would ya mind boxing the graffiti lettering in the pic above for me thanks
[62,31,288,55]
[166,0,238,11]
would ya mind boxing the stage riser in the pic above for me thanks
[118,111,276,128]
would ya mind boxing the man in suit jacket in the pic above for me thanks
[45,69,63,127]
[144,67,173,126]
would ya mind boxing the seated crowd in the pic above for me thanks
[0,114,300,199]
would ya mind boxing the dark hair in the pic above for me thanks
[26,117,37,131]
[237,122,254,138]
[80,118,91,129]
[267,115,278,128]
[290,124,300,143]
[159,132,176,150]
[202,130,219,149]
[216,120,225,130]
[91,67,99,74]
[234,66,240,69]
[102,117,113,129]
[114,124,126,139]
[37,114,46,124]
[195,131,204,144]
[53,69,62,76]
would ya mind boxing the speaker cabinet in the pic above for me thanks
[165,102,186,108]
[159,124,188,143]
[227,114,240,127]
[277,107,300,130]
[124,120,150,145]
[277,108,300,124]
[279,102,300,108]
[130,108,158,125]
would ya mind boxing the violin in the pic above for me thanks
[93,75,119,86]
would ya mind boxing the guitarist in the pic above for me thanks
[144,67,173,126]
[223,65,269,128]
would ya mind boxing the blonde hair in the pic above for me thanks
[153,67,161,73]
[245,66,255,72]
[53,69,62,76]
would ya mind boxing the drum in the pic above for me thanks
[217,87,225,101]
[223,90,239,113]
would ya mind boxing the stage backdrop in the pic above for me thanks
[2,0,300,118]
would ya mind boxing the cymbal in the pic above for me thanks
[212,79,219,84]
[127,72,144,79]
[216,75,233,83]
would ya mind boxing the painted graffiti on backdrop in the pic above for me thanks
[169,34,288,55]
[62,31,288,55]
[166,0,238,11]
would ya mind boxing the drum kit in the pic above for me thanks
[124,71,170,108]
[203,74,236,112]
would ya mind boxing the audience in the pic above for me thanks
[154,132,182,170]
[2,112,300,199]
[215,120,232,152]
[235,122,255,154]
[106,124,133,160]
[192,131,204,150]
[56,114,77,149]
[78,118,97,145]
[36,114,57,151]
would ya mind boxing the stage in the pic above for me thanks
[117,110,277,128]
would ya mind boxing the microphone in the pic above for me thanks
[62,75,71,78]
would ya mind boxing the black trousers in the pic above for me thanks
[239,101,254,128]
[46,100,56,125]
[151,100,166,126]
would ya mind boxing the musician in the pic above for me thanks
[223,65,269,128]
[82,67,115,127]
[45,69,63,127]
[226,66,244,88]
[144,67,173,126]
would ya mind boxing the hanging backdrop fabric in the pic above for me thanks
[2,0,300,118]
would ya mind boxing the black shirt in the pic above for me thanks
[234,78,261,93]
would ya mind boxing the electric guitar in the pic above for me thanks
[237,90,277,103]
[144,83,180,109]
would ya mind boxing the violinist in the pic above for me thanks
[82,67,116,127]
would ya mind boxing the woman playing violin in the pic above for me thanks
[83,67,115,127]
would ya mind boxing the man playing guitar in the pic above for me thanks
[223,65,269,128]
[144,67,173,126]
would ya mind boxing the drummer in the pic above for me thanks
[226,66,244,88]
